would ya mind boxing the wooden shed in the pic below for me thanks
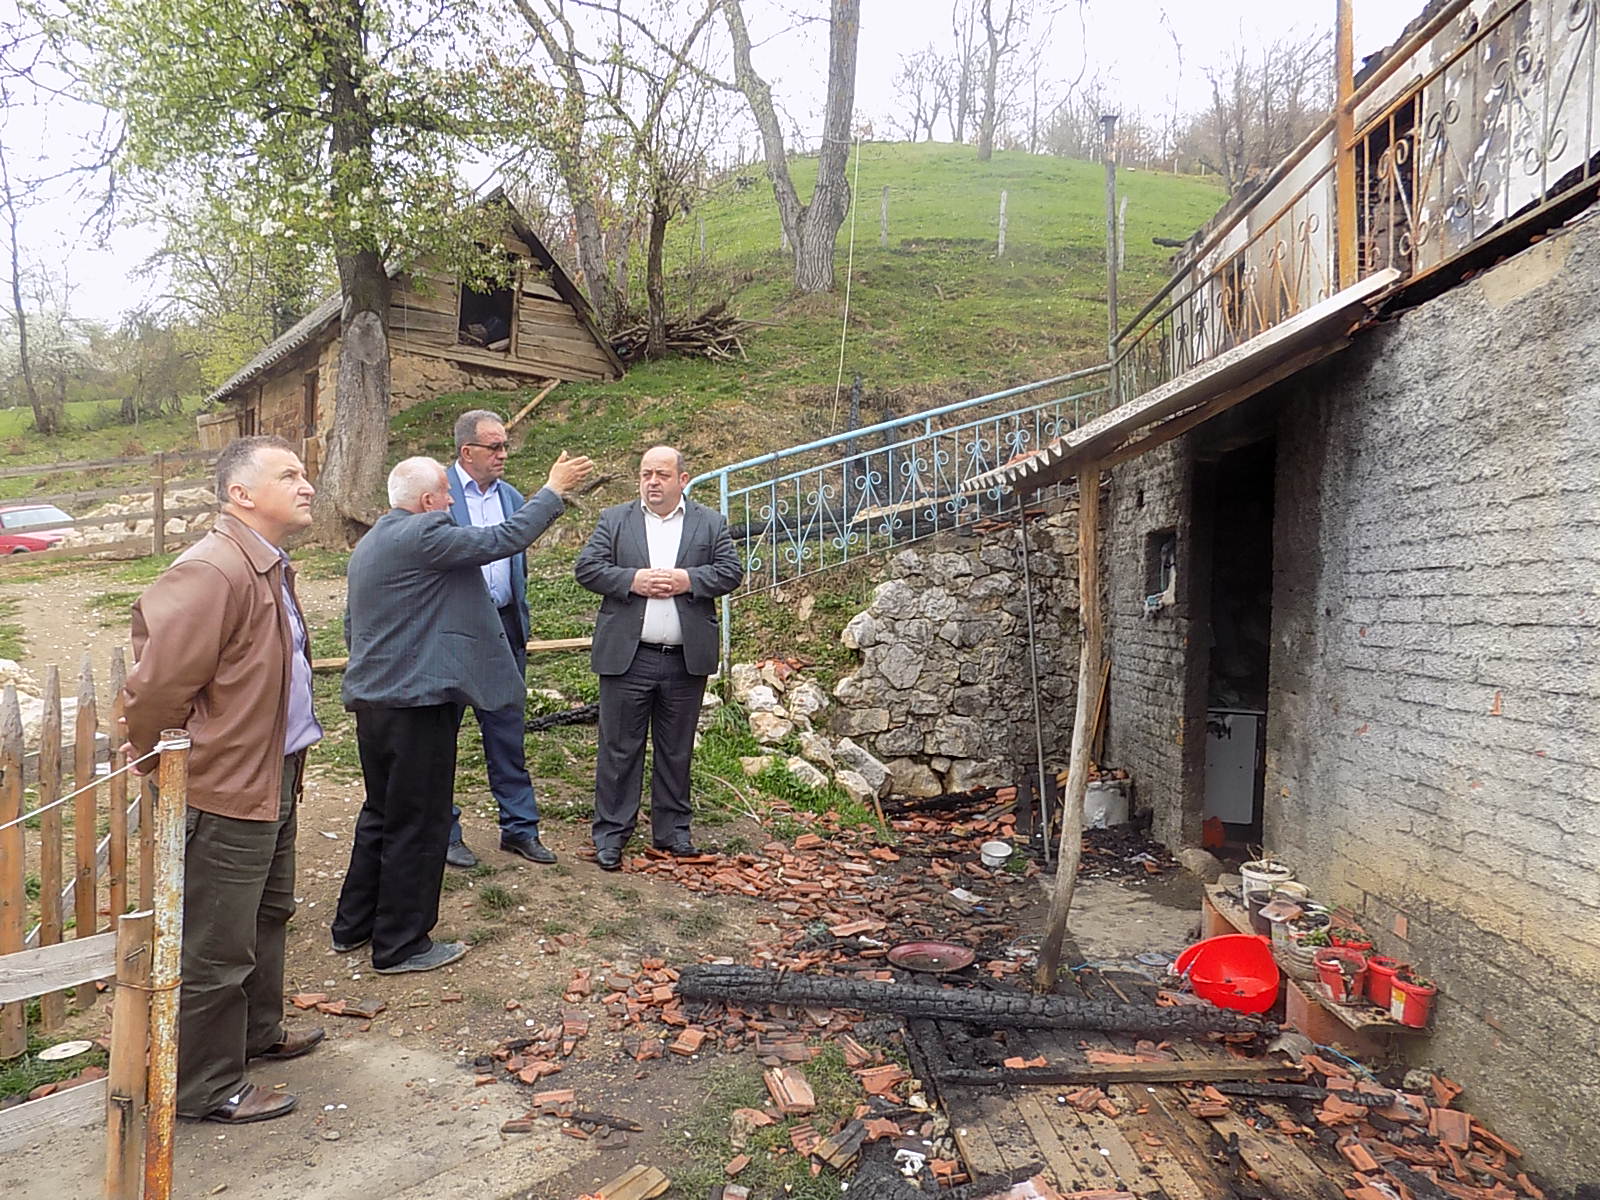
[200,192,623,457]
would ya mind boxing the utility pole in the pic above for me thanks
[1101,113,1121,400]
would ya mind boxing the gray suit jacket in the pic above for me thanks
[342,487,566,711]
[574,498,743,677]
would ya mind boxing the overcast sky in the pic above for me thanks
[6,0,1417,324]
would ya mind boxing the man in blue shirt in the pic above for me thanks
[444,408,556,866]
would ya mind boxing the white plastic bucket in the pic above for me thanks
[980,840,1012,868]
[1239,859,1294,904]
[1083,779,1130,829]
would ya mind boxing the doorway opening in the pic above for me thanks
[1201,438,1275,847]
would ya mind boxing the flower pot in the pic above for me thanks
[1365,956,1406,1009]
[1277,933,1322,981]
[1313,948,1368,1005]
[1330,930,1374,953]
[1390,974,1437,1028]
[1240,859,1294,904]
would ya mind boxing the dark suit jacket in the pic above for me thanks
[342,488,565,711]
[447,466,530,646]
[574,498,743,677]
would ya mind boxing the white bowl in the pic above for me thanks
[979,840,1012,868]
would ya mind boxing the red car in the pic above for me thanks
[0,504,73,553]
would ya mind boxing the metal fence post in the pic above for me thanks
[718,472,733,693]
[142,729,189,1200]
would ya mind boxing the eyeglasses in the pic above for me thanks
[466,442,510,454]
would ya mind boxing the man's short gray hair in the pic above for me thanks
[214,435,296,505]
[388,457,448,510]
[453,409,503,450]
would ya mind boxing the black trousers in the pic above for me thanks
[175,753,302,1116]
[333,703,461,969]
[593,643,706,852]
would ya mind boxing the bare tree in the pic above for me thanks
[892,46,952,142]
[949,2,981,143]
[722,0,860,294]
[1189,29,1333,194]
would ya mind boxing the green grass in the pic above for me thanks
[671,1044,868,1195]
[476,883,516,913]
[0,1028,110,1104]
[0,597,24,659]
[0,401,201,502]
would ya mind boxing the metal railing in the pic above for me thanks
[689,366,1112,659]
[1115,0,1599,400]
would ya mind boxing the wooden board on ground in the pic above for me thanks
[596,1164,669,1200]
[0,1078,107,1152]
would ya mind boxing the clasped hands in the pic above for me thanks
[631,567,690,598]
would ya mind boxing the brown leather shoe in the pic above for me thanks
[203,1082,298,1124]
[252,1026,325,1061]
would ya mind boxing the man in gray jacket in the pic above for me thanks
[334,450,591,972]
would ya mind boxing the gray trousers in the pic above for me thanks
[176,754,302,1116]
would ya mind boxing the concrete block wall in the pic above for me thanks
[1102,442,1208,847]
[1267,216,1600,1183]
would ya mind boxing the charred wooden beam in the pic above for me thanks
[936,1058,1298,1088]
[678,965,1275,1036]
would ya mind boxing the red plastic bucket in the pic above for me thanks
[1390,974,1436,1028]
[1174,934,1280,1014]
[1365,956,1405,1009]
[1313,948,1368,1005]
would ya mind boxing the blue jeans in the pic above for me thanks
[449,605,541,844]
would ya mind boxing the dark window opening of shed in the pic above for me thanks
[459,274,515,352]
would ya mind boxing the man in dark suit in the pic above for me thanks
[574,446,743,870]
[335,450,591,973]
[443,408,553,868]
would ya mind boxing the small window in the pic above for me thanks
[459,263,515,352]
[1144,528,1177,615]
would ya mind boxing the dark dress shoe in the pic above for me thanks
[445,841,479,869]
[202,1082,298,1124]
[654,841,704,857]
[595,847,622,871]
[252,1026,325,1062]
[501,834,557,864]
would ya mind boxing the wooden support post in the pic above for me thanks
[37,668,66,1028]
[505,380,559,433]
[1035,466,1102,992]
[151,453,166,557]
[75,655,101,1013]
[0,687,24,1057]
[104,909,152,1200]
[879,185,889,248]
[997,189,1008,258]
[107,649,128,924]
[137,777,155,913]
[1335,0,1358,287]
[142,729,189,1200]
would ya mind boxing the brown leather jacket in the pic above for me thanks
[124,513,308,820]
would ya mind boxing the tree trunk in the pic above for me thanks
[570,189,619,331]
[310,8,390,545]
[644,191,668,359]
[724,0,859,294]
[977,9,1001,162]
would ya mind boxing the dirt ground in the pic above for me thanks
[0,567,1207,1200]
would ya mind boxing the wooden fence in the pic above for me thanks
[0,649,187,1199]
[0,450,217,569]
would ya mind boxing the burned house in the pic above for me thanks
[197,192,622,456]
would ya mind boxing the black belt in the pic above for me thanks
[639,642,683,653]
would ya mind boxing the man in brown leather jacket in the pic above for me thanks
[123,435,325,1125]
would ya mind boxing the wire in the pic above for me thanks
[0,742,175,833]
[829,132,863,431]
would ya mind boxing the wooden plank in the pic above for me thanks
[311,635,591,673]
[519,278,561,300]
[26,789,141,950]
[0,449,211,482]
[949,1100,1015,1181]
[104,911,152,1200]
[107,650,129,924]
[0,1077,107,1151]
[0,504,214,535]
[512,341,615,379]
[11,476,213,512]
[0,931,118,1005]
[515,317,603,351]
[946,1058,1300,1086]
[505,381,559,433]
[390,305,458,332]
[0,687,25,1056]
[36,668,66,1028]
[73,657,101,1013]
[0,530,206,570]
[519,295,591,321]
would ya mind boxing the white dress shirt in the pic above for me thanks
[640,498,686,645]
[451,462,513,609]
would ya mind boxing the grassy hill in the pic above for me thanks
[392,141,1224,481]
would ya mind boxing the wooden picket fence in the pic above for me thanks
[0,648,187,1199]
[0,450,217,570]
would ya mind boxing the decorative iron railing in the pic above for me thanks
[1116,0,1599,400]
[688,364,1111,597]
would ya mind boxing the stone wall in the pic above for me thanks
[1103,214,1600,1182]
[829,508,1080,796]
